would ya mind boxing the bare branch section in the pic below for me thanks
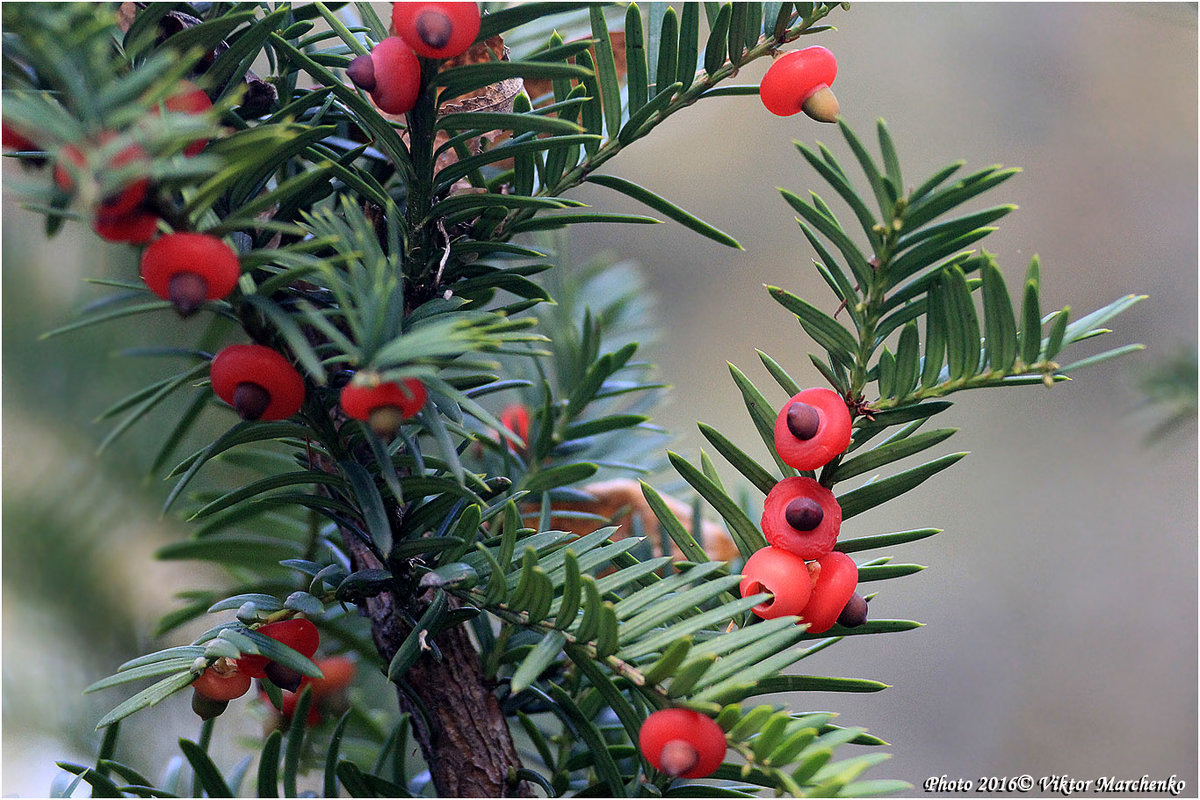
[342,530,530,797]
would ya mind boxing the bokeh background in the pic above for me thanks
[4,3,1196,796]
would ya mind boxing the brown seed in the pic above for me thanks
[264,661,304,692]
[658,739,700,777]
[368,405,406,438]
[784,497,823,531]
[191,690,229,720]
[837,592,868,628]
[346,54,376,91]
[786,401,821,440]
[801,85,840,123]
[415,9,453,49]
[167,271,209,316]
[232,381,271,421]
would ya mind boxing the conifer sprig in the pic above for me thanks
[3,3,1144,798]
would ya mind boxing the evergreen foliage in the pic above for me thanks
[2,2,1142,797]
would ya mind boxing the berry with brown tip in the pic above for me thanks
[392,2,481,60]
[140,232,240,316]
[352,37,421,115]
[638,708,727,779]
[210,344,306,421]
[192,661,252,702]
[760,46,840,122]
[761,476,842,560]
[738,546,814,620]
[799,551,860,634]
[772,387,852,471]
[340,375,427,437]
[235,617,320,679]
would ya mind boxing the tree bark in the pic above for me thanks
[344,536,530,797]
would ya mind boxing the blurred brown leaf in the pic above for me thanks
[524,478,739,563]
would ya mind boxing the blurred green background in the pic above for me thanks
[4,3,1196,796]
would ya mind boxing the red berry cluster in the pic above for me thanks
[259,655,357,729]
[55,133,159,243]
[46,81,213,243]
[759,46,840,123]
[346,3,481,115]
[134,231,310,423]
[738,387,868,634]
[191,617,324,720]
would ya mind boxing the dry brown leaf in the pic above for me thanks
[117,2,138,33]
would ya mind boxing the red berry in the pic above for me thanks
[210,344,306,421]
[392,2,480,60]
[140,232,240,315]
[346,54,377,92]
[192,664,252,702]
[739,546,814,620]
[164,81,213,115]
[258,656,355,727]
[308,656,356,699]
[235,618,320,679]
[499,403,531,451]
[772,387,852,471]
[760,46,839,121]
[638,709,726,779]
[340,375,426,436]
[57,135,158,241]
[262,686,323,727]
[799,551,859,634]
[161,81,213,157]
[55,134,149,215]
[364,37,421,115]
[93,208,160,243]
[53,143,86,193]
[761,476,842,560]
[2,122,36,151]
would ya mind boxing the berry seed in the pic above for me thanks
[232,381,272,421]
[784,497,824,531]
[415,10,453,49]
[786,401,821,440]
[167,271,209,316]
[837,592,868,628]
